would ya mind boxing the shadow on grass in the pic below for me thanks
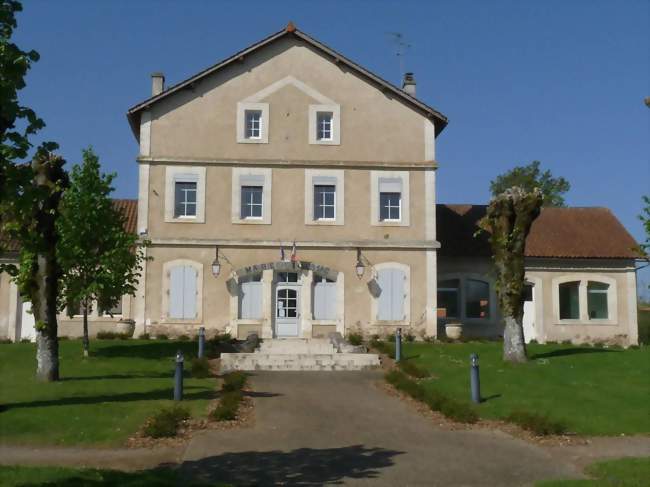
[530,347,620,360]
[481,394,501,403]
[180,445,403,486]
[60,373,174,382]
[1,387,215,411]
[93,341,200,360]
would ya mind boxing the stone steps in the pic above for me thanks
[256,338,338,355]
[220,352,381,372]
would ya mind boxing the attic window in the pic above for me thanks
[245,110,262,139]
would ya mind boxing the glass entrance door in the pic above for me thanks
[275,286,300,337]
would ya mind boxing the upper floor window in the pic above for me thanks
[241,186,263,219]
[174,181,197,218]
[245,110,262,139]
[559,281,580,320]
[380,192,401,221]
[314,184,336,220]
[316,112,333,141]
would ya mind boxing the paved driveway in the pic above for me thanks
[181,371,580,486]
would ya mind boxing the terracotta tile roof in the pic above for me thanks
[1,199,138,253]
[437,204,642,260]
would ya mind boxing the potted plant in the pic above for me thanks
[445,322,463,340]
[116,319,136,337]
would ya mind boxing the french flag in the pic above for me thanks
[290,241,298,263]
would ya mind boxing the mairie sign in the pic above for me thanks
[235,260,338,281]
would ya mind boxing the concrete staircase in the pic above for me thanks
[220,338,381,372]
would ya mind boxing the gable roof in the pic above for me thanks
[126,22,448,140]
[1,199,138,253]
[437,204,642,260]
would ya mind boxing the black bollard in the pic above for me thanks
[174,350,184,401]
[395,327,402,363]
[470,353,481,404]
[198,326,205,359]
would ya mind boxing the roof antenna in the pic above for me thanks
[387,32,411,84]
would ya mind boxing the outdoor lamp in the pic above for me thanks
[211,247,221,278]
[355,248,365,278]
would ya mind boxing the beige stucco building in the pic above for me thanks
[0,23,642,346]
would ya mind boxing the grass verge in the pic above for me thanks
[210,371,248,422]
[536,457,650,486]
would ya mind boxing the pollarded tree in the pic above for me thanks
[480,187,543,363]
[639,195,650,256]
[490,161,570,207]
[57,148,146,357]
[1,1,67,381]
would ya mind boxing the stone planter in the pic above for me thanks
[445,322,463,341]
[116,319,135,337]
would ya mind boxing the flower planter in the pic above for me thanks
[445,322,463,341]
[116,319,136,337]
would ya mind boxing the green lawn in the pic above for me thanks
[536,457,650,487]
[403,341,650,435]
[0,339,216,446]
[0,465,230,487]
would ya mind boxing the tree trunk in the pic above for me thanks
[503,315,527,363]
[34,252,59,381]
[82,302,89,358]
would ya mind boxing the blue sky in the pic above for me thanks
[15,0,650,292]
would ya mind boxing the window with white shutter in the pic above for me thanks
[169,265,198,319]
[239,275,263,319]
[313,277,336,320]
[376,268,405,321]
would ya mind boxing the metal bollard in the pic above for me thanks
[395,327,402,363]
[198,326,205,359]
[470,353,481,404]
[174,350,184,401]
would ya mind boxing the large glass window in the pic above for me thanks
[245,110,262,139]
[438,279,460,319]
[100,299,122,317]
[240,186,263,219]
[559,281,580,320]
[379,192,401,221]
[174,181,197,218]
[316,112,333,140]
[314,184,336,220]
[466,279,490,319]
[277,272,298,283]
[587,281,609,319]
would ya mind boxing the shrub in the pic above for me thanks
[404,332,416,343]
[143,405,190,438]
[347,333,363,346]
[398,360,430,379]
[177,335,190,342]
[138,333,150,340]
[506,410,567,436]
[210,391,243,422]
[371,340,395,359]
[385,370,478,424]
[20,338,32,343]
[58,336,70,341]
[96,331,129,340]
[0,338,12,344]
[222,371,247,392]
[156,334,169,340]
[191,357,211,378]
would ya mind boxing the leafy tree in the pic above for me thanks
[480,187,543,363]
[490,161,570,207]
[57,148,146,357]
[0,1,66,381]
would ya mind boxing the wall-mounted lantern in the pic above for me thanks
[211,247,221,278]
[355,248,366,279]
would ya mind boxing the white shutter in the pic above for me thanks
[391,269,405,320]
[314,282,336,320]
[240,281,263,319]
[377,270,392,321]
[182,265,197,319]
[169,266,185,318]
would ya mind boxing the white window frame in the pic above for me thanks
[232,167,272,225]
[552,275,617,325]
[314,185,336,220]
[161,259,203,323]
[370,262,411,325]
[304,169,345,226]
[309,104,340,145]
[245,110,262,139]
[237,102,269,144]
[379,192,402,222]
[164,166,206,224]
[173,180,198,219]
[240,185,264,220]
[370,171,409,226]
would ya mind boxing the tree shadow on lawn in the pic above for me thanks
[530,347,620,360]
[93,341,202,360]
[180,444,404,486]
[60,372,175,381]
[1,386,215,411]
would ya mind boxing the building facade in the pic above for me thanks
[0,23,642,346]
